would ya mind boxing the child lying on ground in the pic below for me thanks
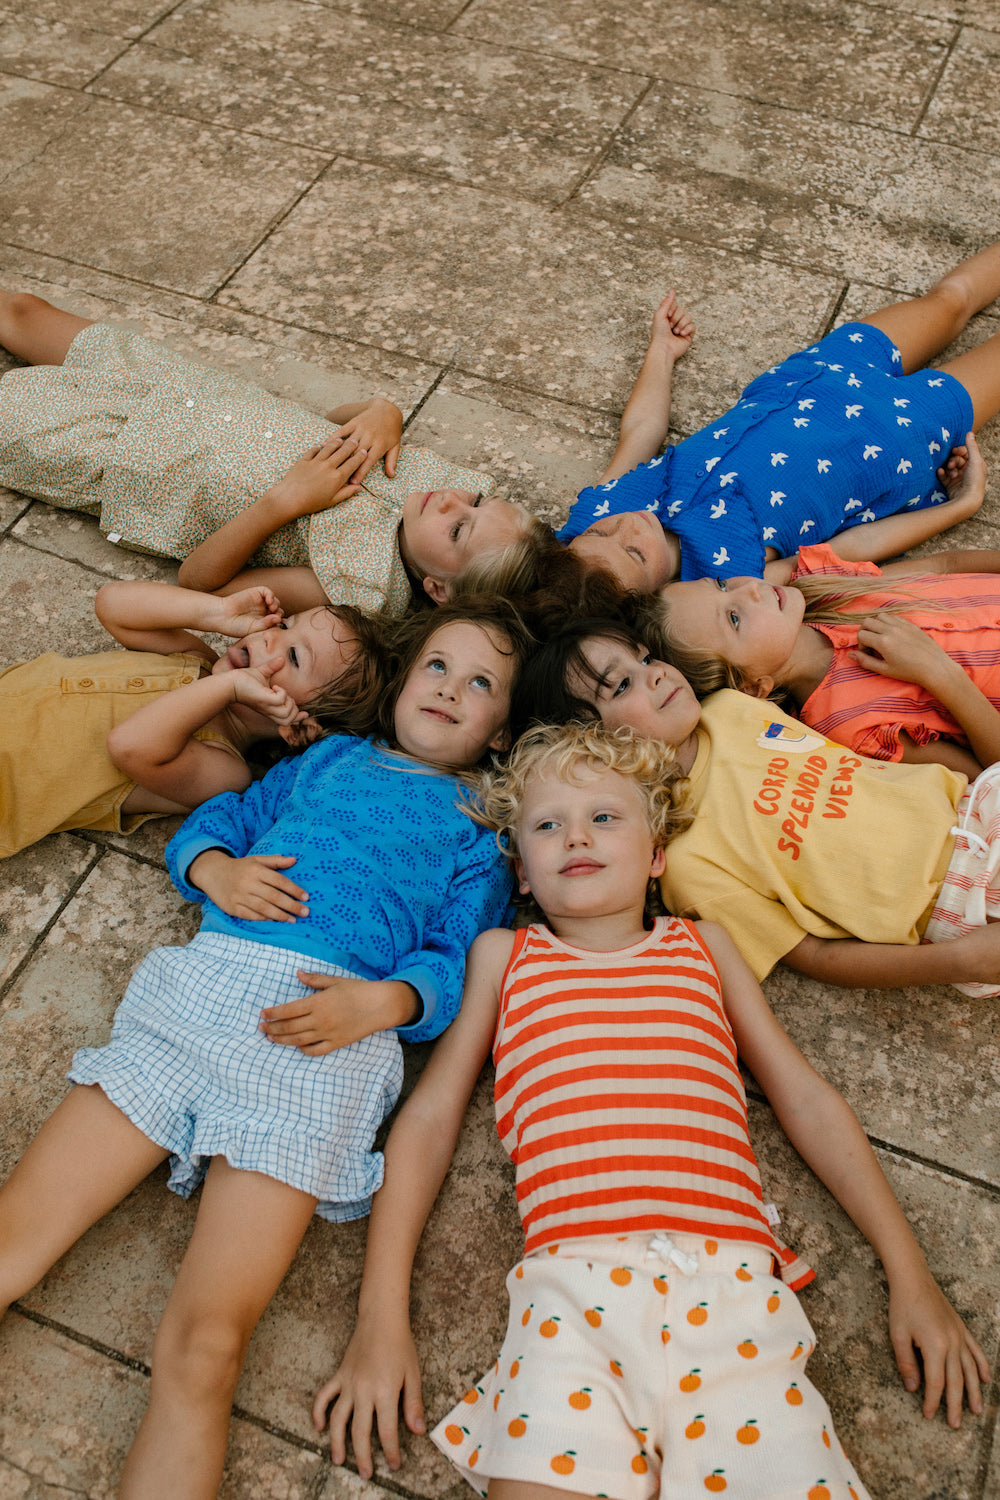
[313,722,986,1499]
[0,292,551,613]
[635,441,1000,780]
[0,579,385,858]
[0,598,528,1499]
[513,620,1000,999]
[558,241,1000,589]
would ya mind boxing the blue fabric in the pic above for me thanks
[559,324,975,579]
[166,735,512,1043]
[70,935,402,1220]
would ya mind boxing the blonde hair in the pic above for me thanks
[640,568,939,701]
[471,721,692,858]
[451,508,558,599]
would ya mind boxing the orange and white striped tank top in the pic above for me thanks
[493,917,811,1287]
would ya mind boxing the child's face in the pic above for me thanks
[392,620,514,768]
[400,489,526,602]
[569,510,674,592]
[665,576,805,685]
[212,607,356,704]
[514,762,665,923]
[568,636,701,744]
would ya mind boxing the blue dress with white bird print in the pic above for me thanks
[557,323,974,579]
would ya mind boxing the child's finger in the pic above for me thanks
[295,969,336,992]
[402,1370,426,1436]
[374,1394,403,1471]
[920,1344,946,1420]
[384,441,400,477]
[351,1402,379,1481]
[313,1374,341,1433]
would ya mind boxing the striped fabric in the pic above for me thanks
[493,918,810,1285]
[794,543,1000,761]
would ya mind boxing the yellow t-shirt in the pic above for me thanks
[0,649,244,858]
[659,691,966,979]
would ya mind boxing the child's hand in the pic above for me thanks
[851,612,954,691]
[937,431,986,515]
[230,659,307,728]
[213,586,284,638]
[649,290,695,361]
[259,974,419,1052]
[889,1270,989,1427]
[326,398,403,483]
[266,436,370,521]
[190,849,308,921]
[313,1310,425,1478]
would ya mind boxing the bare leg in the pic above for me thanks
[939,329,1000,430]
[0,1085,168,1318]
[118,1157,316,1500]
[489,1482,591,1500]
[859,240,1000,374]
[0,291,93,365]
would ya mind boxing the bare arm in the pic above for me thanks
[783,923,1000,990]
[178,436,369,594]
[107,663,307,808]
[702,922,988,1425]
[596,293,695,486]
[313,929,513,1479]
[95,579,280,658]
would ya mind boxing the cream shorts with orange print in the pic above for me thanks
[431,1231,870,1500]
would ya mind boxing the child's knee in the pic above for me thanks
[0,291,52,335]
[152,1306,251,1403]
[926,270,979,331]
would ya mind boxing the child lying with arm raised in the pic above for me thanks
[313,723,986,1498]
[0,579,384,858]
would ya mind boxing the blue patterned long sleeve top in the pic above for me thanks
[166,735,511,1043]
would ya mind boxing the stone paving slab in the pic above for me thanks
[453,0,955,130]
[0,8,131,88]
[921,24,1000,156]
[222,170,842,417]
[93,1,644,202]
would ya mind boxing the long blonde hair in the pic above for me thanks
[639,568,937,700]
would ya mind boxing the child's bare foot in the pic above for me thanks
[937,431,986,516]
[649,290,695,361]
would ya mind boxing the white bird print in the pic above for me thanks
[645,501,659,512]
[667,501,682,517]
[896,416,911,427]
[848,332,863,343]
[863,445,882,460]
[941,427,950,441]
[896,459,912,474]
[860,509,876,522]
[771,452,787,466]
[892,348,902,363]
[928,441,941,454]
[927,377,943,387]
[798,399,815,410]
[793,417,809,428]
[763,527,776,541]
[710,499,727,519]
[594,500,611,516]
[817,458,832,473]
[712,427,729,439]
[803,345,819,355]
[844,497,862,511]
[847,374,862,387]
[648,454,665,467]
[932,489,947,503]
[712,547,731,567]
[826,362,843,371]
[799,520,816,535]
[844,405,862,419]
[719,472,738,487]
[705,455,721,472]
[770,490,786,507]
[893,398,909,408]
[906,494,921,506]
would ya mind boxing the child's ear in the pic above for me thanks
[422,575,449,605]
[489,724,511,752]
[650,846,667,878]
[743,675,775,700]
[279,715,320,747]
[513,855,531,896]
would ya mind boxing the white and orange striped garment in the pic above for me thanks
[493,916,812,1288]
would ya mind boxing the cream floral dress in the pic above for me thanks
[0,324,495,616]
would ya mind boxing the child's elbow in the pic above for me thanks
[106,722,145,775]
